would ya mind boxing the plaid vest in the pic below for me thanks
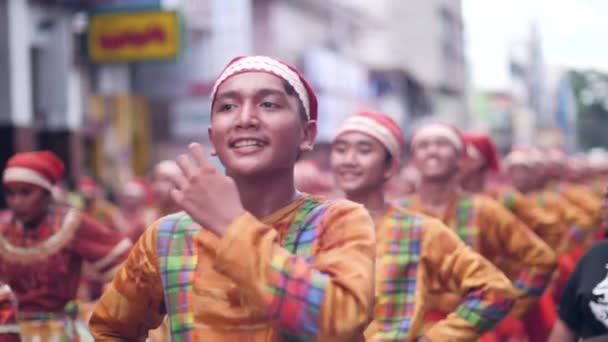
[398,195,479,249]
[373,209,423,340]
[157,198,334,342]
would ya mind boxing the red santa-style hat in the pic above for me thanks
[2,151,64,192]
[410,123,464,151]
[210,55,318,121]
[78,176,98,194]
[334,111,405,167]
[462,132,501,172]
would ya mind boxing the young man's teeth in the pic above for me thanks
[235,140,262,148]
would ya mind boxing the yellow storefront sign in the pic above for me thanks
[88,11,180,62]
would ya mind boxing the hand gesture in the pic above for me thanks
[168,143,245,236]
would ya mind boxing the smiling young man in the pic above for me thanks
[399,123,557,340]
[89,56,376,341]
[330,112,516,341]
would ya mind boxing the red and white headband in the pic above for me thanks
[411,123,463,151]
[335,115,402,162]
[211,56,311,120]
[3,167,54,191]
[504,149,530,167]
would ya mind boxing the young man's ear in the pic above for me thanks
[384,160,400,182]
[299,120,317,153]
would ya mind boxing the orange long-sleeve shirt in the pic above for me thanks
[90,195,376,341]
[398,193,556,318]
[533,190,596,253]
[366,205,516,341]
[552,182,602,229]
[489,187,565,252]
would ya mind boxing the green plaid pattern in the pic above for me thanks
[157,213,200,342]
[157,198,333,341]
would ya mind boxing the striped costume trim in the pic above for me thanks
[397,196,479,249]
[158,213,199,342]
[270,199,334,340]
[0,324,19,334]
[373,208,422,340]
[455,195,480,249]
[502,191,516,211]
[0,207,80,264]
[456,289,513,330]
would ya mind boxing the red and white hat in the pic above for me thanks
[123,178,148,198]
[154,160,181,177]
[462,132,501,172]
[410,123,464,151]
[211,56,318,121]
[78,177,98,194]
[2,151,64,192]
[334,111,404,167]
[504,147,532,167]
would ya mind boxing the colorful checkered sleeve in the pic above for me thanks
[267,251,330,338]
[564,224,586,246]
[212,205,375,340]
[455,288,514,331]
[514,266,553,297]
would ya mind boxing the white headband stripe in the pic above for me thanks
[3,167,54,191]
[412,125,463,150]
[211,56,311,120]
[467,144,483,160]
[155,160,181,176]
[335,116,401,160]
[505,152,530,166]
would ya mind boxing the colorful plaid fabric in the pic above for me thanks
[455,288,514,331]
[398,196,480,250]
[157,213,199,342]
[501,190,517,211]
[263,198,334,340]
[564,224,586,245]
[513,266,552,297]
[158,198,335,341]
[16,303,81,342]
[454,195,480,249]
[372,206,422,340]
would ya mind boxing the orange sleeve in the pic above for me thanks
[422,219,516,340]
[551,196,596,250]
[511,192,565,250]
[477,198,557,318]
[89,222,166,341]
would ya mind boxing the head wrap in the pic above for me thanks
[211,55,318,121]
[3,151,64,191]
[334,111,404,167]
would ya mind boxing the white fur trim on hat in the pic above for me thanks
[467,144,483,160]
[411,124,463,150]
[3,167,54,191]
[211,56,311,120]
[124,182,145,197]
[335,116,401,162]
[504,151,530,167]
[155,160,181,176]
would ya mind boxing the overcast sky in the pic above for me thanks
[463,0,608,90]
